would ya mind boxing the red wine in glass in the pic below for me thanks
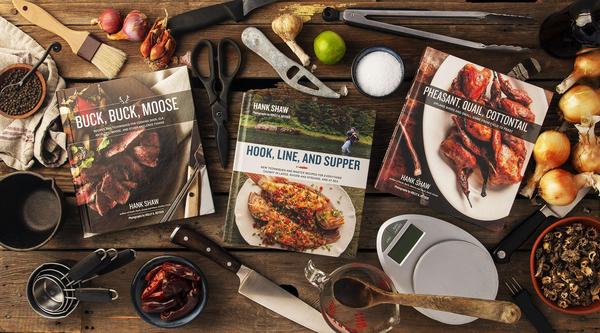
[540,0,600,58]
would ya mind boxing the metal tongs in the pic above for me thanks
[322,8,532,52]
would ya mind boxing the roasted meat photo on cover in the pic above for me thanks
[442,64,534,206]
[245,173,344,251]
[66,89,162,217]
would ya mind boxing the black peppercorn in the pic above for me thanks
[0,67,43,117]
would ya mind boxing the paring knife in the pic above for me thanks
[170,225,335,333]
[170,0,279,35]
[492,187,590,263]
[185,125,201,218]
[160,145,206,223]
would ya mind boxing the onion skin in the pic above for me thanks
[556,50,600,94]
[558,85,600,124]
[539,169,600,206]
[539,169,578,206]
[520,130,571,198]
[107,10,148,42]
[92,8,121,35]
[573,115,600,173]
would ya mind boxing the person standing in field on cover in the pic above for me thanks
[341,127,359,155]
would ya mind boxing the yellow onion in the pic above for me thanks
[573,115,600,173]
[520,130,571,198]
[539,169,599,206]
[556,50,600,94]
[558,85,600,124]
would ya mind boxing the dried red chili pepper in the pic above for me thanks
[146,290,166,301]
[162,262,200,282]
[141,269,165,300]
[141,298,178,313]
[162,275,191,298]
[144,265,163,282]
[160,287,200,321]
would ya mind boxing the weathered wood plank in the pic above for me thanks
[13,194,599,251]
[0,1,571,79]
[1,250,597,333]
[0,1,571,27]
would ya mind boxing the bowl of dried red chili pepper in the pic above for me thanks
[131,255,207,328]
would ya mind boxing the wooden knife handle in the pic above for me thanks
[12,0,87,52]
[391,293,521,324]
[170,225,241,274]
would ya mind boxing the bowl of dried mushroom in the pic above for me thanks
[530,216,600,314]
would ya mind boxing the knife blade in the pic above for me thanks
[185,125,201,218]
[492,187,590,263]
[170,225,335,333]
[170,0,279,35]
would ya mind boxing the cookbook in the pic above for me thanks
[223,91,376,257]
[376,47,553,230]
[58,67,215,237]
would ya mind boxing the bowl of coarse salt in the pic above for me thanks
[351,47,404,98]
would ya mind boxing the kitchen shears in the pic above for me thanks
[191,38,242,168]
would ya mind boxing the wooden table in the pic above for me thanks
[0,0,598,332]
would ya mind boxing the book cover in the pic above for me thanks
[223,91,376,257]
[376,47,553,230]
[57,67,215,237]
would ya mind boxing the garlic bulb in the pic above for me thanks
[272,14,310,66]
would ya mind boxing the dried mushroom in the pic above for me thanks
[535,223,600,309]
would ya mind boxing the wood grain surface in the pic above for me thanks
[0,0,598,332]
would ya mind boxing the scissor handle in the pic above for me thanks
[191,39,218,104]
[216,38,242,106]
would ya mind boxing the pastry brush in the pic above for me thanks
[13,0,127,79]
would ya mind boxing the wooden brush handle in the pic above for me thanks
[12,0,87,53]
[388,293,521,324]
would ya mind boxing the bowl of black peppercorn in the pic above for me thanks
[0,64,46,119]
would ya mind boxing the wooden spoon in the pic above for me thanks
[334,277,521,324]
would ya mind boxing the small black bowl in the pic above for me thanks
[351,46,404,98]
[0,171,63,251]
[131,255,208,328]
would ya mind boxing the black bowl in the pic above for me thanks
[351,46,404,98]
[0,171,63,251]
[131,255,208,328]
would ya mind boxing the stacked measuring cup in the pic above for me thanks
[26,248,136,319]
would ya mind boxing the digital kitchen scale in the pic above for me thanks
[376,214,498,325]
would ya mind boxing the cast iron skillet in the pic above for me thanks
[0,171,63,250]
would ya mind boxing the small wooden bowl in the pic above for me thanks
[0,63,46,119]
[530,216,600,315]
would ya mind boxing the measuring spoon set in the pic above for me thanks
[27,248,136,319]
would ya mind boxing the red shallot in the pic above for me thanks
[108,10,148,42]
[91,8,121,34]
[539,169,599,206]
[520,130,571,198]
[573,115,600,173]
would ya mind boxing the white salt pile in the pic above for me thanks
[355,51,403,97]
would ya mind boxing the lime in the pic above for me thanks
[314,31,346,65]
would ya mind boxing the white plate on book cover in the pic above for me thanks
[234,177,356,257]
[422,56,546,221]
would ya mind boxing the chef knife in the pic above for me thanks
[170,0,279,35]
[492,187,590,263]
[170,225,335,333]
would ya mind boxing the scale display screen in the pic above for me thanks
[387,224,424,265]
